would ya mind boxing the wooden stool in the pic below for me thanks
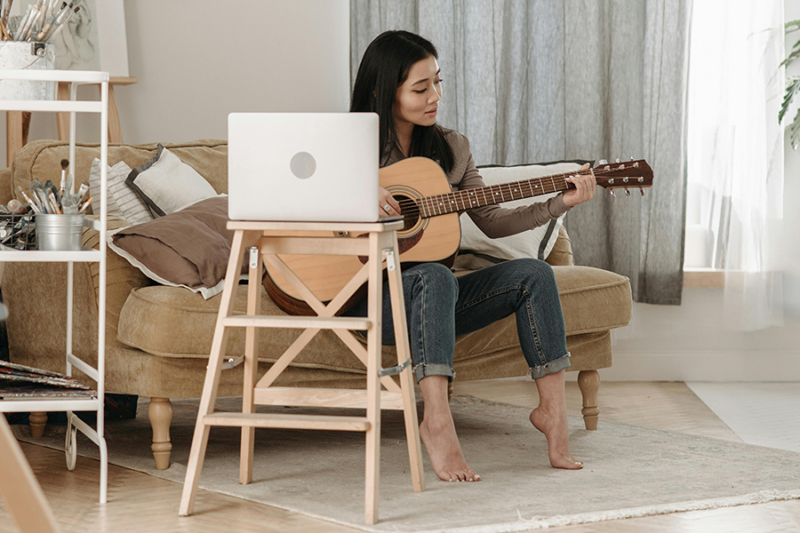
[6,77,138,167]
[179,219,425,525]
[0,416,59,533]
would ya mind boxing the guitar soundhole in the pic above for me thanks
[394,194,419,232]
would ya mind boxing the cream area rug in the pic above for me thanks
[14,395,800,532]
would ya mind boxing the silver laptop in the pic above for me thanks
[228,112,380,222]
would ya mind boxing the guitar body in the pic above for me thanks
[264,158,460,315]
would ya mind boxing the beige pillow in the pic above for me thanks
[125,144,219,217]
[456,161,587,269]
[88,158,154,225]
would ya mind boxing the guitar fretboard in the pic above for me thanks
[413,171,574,218]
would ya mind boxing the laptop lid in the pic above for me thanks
[228,112,380,222]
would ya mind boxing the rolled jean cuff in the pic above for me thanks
[413,363,456,383]
[529,352,571,380]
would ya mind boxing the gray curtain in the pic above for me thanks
[351,0,690,304]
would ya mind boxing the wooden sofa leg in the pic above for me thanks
[29,412,47,438]
[577,370,600,430]
[148,398,173,470]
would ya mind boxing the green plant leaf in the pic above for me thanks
[786,19,800,33]
[790,107,800,150]
[780,76,800,123]
[780,39,800,69]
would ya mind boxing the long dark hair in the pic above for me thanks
[351,30,454,174]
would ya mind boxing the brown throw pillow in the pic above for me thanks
[108,196,233,298]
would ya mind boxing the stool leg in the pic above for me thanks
[364,232,384,525]
[180,230,250,516]
[56,82,70,142]
[6,111,24,167]
[107,85,123,143]
[240,247,262,484]
[386,236,424,493]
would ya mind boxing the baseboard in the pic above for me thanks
[564,351,800,382]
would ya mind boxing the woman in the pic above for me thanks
[349,30,595,483]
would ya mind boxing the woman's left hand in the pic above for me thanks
[562,163,596,207]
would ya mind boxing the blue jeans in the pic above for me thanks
[345,258,571,382]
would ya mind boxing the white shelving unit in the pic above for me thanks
[0,69,110,503]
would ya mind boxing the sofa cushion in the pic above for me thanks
[117,265,630,371]
[108,196,232,299]
[117,283,387,373]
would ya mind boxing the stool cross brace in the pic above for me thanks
[179,220,424,525]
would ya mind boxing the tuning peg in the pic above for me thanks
[640,188,645,196]
[610,190,617,198]
[630,156,634,161]
[615,158,621,163]
[625,188,631,196]
[598,159,608,165]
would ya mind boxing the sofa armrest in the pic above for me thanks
[545,226,575,267]
[3,215,150,375]
[81,215,151,331]
[0,167,13,206]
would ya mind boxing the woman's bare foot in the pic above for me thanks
[417,375,480,482]
[530,405,583,469]
[419,413,481,482]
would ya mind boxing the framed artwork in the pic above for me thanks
[51,0,129,77]
[8,0,129,77]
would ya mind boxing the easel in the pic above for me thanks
[179,219,424,525]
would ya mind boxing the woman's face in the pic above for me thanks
[393,55,442,129]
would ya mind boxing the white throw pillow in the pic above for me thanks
[456,161,587,269]
[88,158,153,225]
[125,144,219,217]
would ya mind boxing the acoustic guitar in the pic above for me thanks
[264,157,653,315]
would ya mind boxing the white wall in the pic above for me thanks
[0,0,350,163]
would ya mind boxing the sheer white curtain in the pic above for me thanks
[686,0,784,330]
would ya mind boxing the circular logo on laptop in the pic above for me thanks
[290,152,316,179]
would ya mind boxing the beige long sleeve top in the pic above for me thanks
[380,128,571,239]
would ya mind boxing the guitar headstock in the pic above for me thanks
[594,158,653,197]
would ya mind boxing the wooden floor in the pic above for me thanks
[2,381,799,533]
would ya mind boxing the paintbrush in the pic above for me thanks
[77,197,91,214]
[17,186,41,214]
[76,181,88,202]
[59,159,68,199]
[44,4,76,43]
[36,1,64,40]
[2,0,12,26]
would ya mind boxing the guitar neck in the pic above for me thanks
[415,171,575,219]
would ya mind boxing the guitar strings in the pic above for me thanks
[387,164,639,217]
[394,175,573,217]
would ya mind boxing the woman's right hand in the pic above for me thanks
[379,187,402,217]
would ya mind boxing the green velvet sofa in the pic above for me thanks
[0,140,632,469]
